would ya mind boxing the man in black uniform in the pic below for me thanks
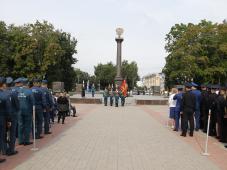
[200,84,209,133]
[181,83,196,137]
[216,87,226,142]
[208,85,218,136]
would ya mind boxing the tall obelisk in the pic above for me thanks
[115,28,124,87]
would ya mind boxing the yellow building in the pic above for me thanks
[142,73,165,94]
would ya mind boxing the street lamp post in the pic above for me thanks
[114,28,124,87]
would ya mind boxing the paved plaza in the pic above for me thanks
[11,103,225,170]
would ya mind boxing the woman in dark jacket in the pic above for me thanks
[57,93,69,124]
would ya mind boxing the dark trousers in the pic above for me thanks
[182,112,194,135]
[43,112,50,133]
[174,110,180,131]
[18,113,32,143]
[7,115,18,153]
[0,116,6,154]
[58,111,66,123]
[35,108,43,138]
[121,97,125,106]
[201,109,209,132]
[110,97,113,106]
[194,110,200,130]
[104,97,108,106]
[115,97,119,107]
[50,110,55,123]
[209,112,217,136]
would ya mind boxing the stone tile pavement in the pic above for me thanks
[14,105,221,170]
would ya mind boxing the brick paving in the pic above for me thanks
[14,105,221,170]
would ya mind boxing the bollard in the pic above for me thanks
[31,106,38,151]
[202,109,211,156]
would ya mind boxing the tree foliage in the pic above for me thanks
[0,20,77,91]
[94,60,139,90]
[163,20,227,88]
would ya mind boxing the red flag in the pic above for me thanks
[121,80,128,97]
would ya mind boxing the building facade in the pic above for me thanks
[142,73,165,94]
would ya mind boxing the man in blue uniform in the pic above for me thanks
[12,78,23,93]
[103,87,109,106]
[0,77,10,163]
[31,79,47,139]
[41,80,53,134]
[17,78,34,145]
[191,82,201,131]
[4,77,20,155]
[173,87,183,131]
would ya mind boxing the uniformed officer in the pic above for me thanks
[208,85,218,136]
[17,78,34,145]
[173,87,183,131]
[41,80,53,134]
[0,77,10,163]
[91,84,95,97]
[191,82,201,131]
[200,84,209,132]
[114,86,120,107]
[12,78,23,93]
[216,87,226,142]
[119,90,125,106]
[4,77,20,155]
[103,87,109,106]
[109,87,114,106]
[31,79,47,139]
[181,83,196,137]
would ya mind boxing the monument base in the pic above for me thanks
[115,76,123,87]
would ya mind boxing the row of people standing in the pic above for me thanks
[0,77,73,163]
[103,86,126,107]
[168,82,227,142]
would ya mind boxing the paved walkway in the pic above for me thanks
[14,105,221,170]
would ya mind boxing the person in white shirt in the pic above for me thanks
[168,88,177,128]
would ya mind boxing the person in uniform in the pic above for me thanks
[91,84,95,97]
[119,90,126,106]
[114,86,120,107]
[103,87,109,106]
[57,93,69,124]
[4,77,19,155]
[31,79,47,139]
[173,87,183,131]
[41,80,53,134]
[191,82,201,131]
[200,84,209,133]
[81,85,85,98]
[0,77,10,163]
[216,87,226,142]
[208,85,218,136]
[17,78,34,145]
[109,87,114,106]
[181,83,196,137]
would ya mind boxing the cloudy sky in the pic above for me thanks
[1,0,227,77]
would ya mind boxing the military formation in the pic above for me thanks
[103,85,126,107]
[169,82,227,146]
[0,77,74,163]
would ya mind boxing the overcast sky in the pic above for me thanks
[1,0,227,77]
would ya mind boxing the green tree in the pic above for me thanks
[163,20,227,88]
[0,20,78,91]
[121,60,139,90]
[94,62,116,89]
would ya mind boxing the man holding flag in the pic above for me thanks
[120,80,128,107]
